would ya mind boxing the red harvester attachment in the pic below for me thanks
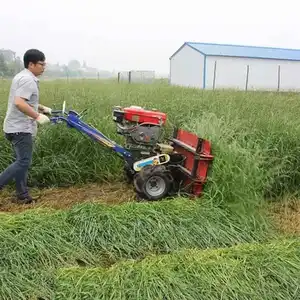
[169,128,214,198]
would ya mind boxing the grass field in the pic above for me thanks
[0,78,300,299]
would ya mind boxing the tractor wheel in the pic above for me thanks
[133,165,173,201]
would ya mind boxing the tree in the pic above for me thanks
[0,53,8,76]
[68,59,81,70]
[15,56,22,72]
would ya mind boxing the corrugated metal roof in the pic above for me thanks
[172,42,300,61]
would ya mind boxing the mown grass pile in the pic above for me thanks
[55,237,300,300]
[0,198,271,299]
[2,226,300,299]
[1,79,300,299]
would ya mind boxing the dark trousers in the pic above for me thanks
[0,132,33,198]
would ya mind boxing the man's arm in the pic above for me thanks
[15,97,39,119]
[14,77,39,118]
[14,77,50,124]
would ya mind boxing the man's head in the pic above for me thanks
[23,49,46,76]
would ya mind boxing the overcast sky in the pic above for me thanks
[1,0,299,75]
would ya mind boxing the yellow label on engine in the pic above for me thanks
[133,154,170,172]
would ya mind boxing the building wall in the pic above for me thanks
[278,60,300,91]
[205,56,300,91]
[169,44,204,88]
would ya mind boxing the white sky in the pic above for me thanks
[1,0,299,75]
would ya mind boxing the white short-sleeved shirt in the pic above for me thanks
[3,68,39,136]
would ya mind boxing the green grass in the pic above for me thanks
[1,79,300,299]
[2,235,300,299]
[0,199,272,299]
[55,237,300,300]
[1,79,300,203]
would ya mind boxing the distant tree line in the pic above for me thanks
[0,48,115,79]
[0,49,22,77]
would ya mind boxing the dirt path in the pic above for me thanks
[269,198,300,235]
[0,182,136,213]
[1,183,299,237]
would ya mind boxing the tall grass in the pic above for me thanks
[1,80,300,202]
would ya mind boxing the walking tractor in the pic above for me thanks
[49,101,214,201]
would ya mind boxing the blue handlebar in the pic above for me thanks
[49,110,133,160]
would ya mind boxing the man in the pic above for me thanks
[0,49,52,204]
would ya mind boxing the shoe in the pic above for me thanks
[12,194,40,205]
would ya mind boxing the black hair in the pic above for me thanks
[23,49,45,68]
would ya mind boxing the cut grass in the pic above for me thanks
[268,196,300,236]
[66,199,272,260]
[54,237,300,300]
[0,199,274,299]
[3,237,299,300]
[0,209,98,270]
[0,268,55,300]
[0,181,136,213]
[0,199,272,272]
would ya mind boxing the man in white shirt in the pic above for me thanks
[0,49,52,204]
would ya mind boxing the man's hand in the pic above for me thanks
[39,104,52,114]
[36,113,50,125]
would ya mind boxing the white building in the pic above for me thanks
[169,42,300,91]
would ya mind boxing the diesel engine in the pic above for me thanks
[112,105,167,158]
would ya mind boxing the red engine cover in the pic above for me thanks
[123,106,167,125]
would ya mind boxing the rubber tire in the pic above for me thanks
[133,165,173,201]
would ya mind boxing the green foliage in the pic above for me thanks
[1,80,300,203]
[0,51,22,77]
[0,79,300,299]
[0,53,8,76]
[55,238,300,300]
[0,199,273,299]
[67,59,81,70]
[0,48,109,78]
